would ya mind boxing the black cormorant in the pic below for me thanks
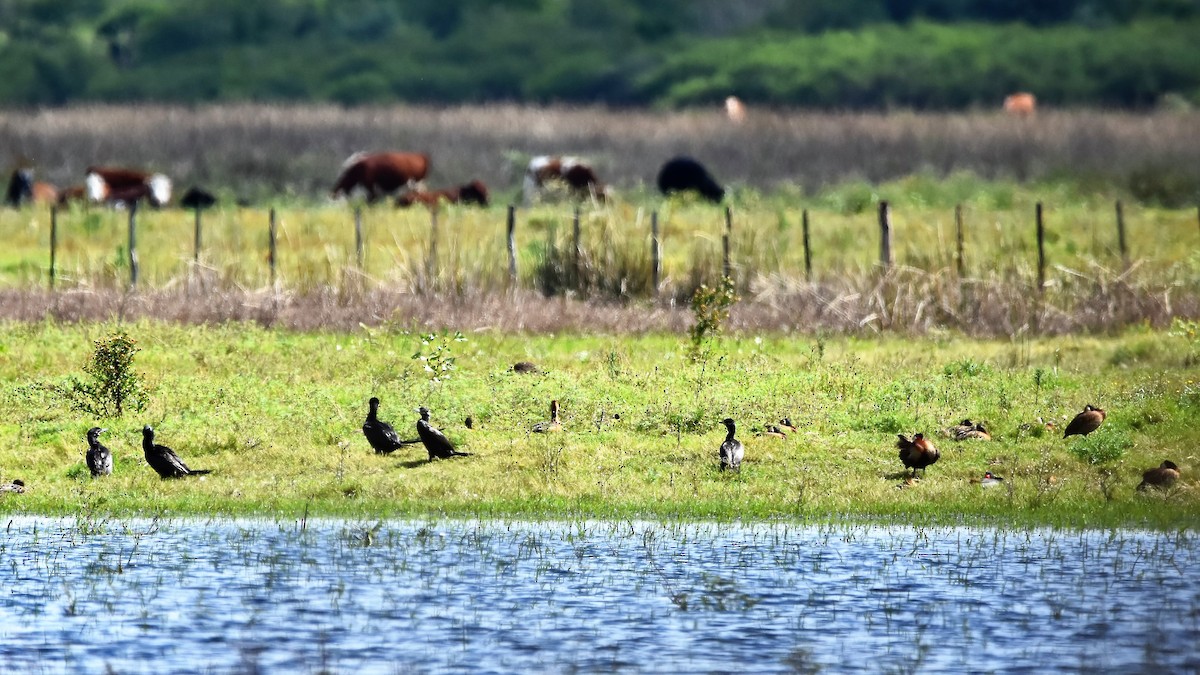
[86,426,112,477]
[362,396,420,454]
[416,407,471,461]
[719,418,744,472]
[142,426,212,479]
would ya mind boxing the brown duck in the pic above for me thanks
[945,419,991,441]
[897,433,940,477]
[532,400,563,433]
[1064,405,1106,438]
[1137,460,1180,491]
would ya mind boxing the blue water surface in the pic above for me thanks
[1,517,1197,673]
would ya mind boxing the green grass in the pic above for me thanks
[1,183,1198,316]
[1,320,1197,528]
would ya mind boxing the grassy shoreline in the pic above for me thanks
[1,320,1197,529]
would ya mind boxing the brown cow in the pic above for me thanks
[396,180,489,209]
[86,166,172,206]
[332,151,430,203]
[1003,92,1036,116]
[523,156,607,204]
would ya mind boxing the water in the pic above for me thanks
[1,517,1197,674]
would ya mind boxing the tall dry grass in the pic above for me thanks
[2,104,1198,202]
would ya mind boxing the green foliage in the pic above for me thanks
[1069,434,1131,466]
[0,2,1196,108]
[50,331,148,417]
[412,331,466,383]
[687,276,738,363]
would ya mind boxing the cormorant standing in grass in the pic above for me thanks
[1064,405,1106,438]
[362,396,420,454]
[416,407,472,461]
[719,418,744,472]
[86,426,112,477]
[897,433,939,477]
[142,425,212,479]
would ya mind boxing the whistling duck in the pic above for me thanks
[142,426,211,479]
[945,419,991,441]
[532,400,563,433]
[511,361,540,374]
[719,418,745,472]
[416,407,472,460]
[362,396,420,454]
[778,417,798,432]
[761,424,787,439]
[1137,460,1180,491]
[1064,405,1106,438]
[86,426,112,477]
[897,433,940,477]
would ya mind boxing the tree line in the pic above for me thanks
[0,0,1197,108]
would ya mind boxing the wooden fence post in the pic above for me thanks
[128,202,139,289]
[651,211,661,295]
[1115,200,1129,268]
[268,207,277,287]
[354,206,364,269]
[572,205,582,287]
[48,206,58,290]
[722,205,733,280]
[428,208,439,284]
[802,209,812,282]
[193,208,202,263]
[506,205,517,287]
[1036,202,1046,294]
[954,204,965,278]
[878,200,892,269]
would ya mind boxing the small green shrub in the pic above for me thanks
[687,276,738,363]
[1069,434,1130,465]
[50,331,148,417]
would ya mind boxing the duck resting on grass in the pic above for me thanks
[1138,460,1180,491]
[0,479,25,494]
[142,425,212,479]
[416,407,472,461]
[897,433,939,478]
[362,396,421,455]
[719,418,745,472]
[945,419,991,441]
[86,426,112,477]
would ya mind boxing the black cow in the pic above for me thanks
[657,156,725,203]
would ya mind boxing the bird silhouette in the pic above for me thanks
[1137,460,1180,491]
[362,396,420,454]
[719,418,745,472]
[532,400,562,433]
[141,426,212,479]
[416,407,472,461]
[86,426,112,477]
[1064,405,1106,438]
[897,433,939,477]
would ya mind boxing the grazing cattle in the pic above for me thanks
[179,186,218,210]
[1003,92,1036,116]
[523,156,607,204]
[725,96,746,124]
[86,165,172,207]
[657,156,725,203]
[396,180,489,208]
[332,151,430,203]
[5,168,59,207]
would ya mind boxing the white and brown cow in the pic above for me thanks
[523,156,608,204]
[86,165,172,207]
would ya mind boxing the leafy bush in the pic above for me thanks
[50,332,148,417]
